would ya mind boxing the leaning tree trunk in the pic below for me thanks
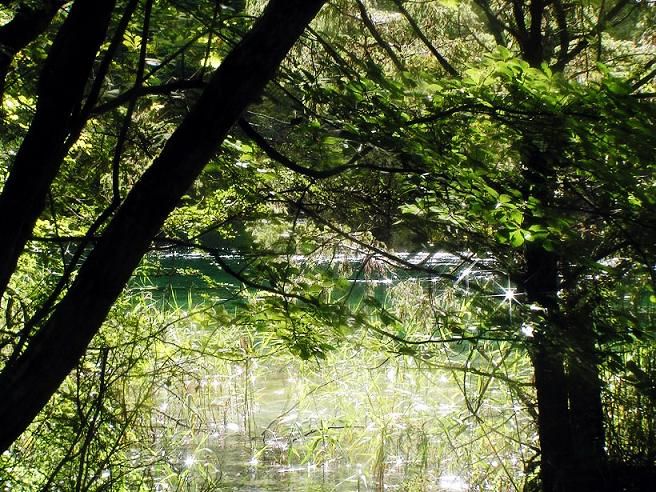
[0,0,67,102]
[0,0,326,453]
[0,0,116,300]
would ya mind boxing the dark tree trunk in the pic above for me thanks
[0,0,67,101]
[473,2,613,490]
[522,145,608,491]
[0,0,326,453]
[566,311,607,491]
[525,246,573,491]
[531,337,571,491]
[521,145,574,491]
[0,0,115,300]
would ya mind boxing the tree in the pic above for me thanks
[0,0,326,452]
[230,1,655,489]
[0,0,68,102]
[1,1,654,490]
[0,0,116,299]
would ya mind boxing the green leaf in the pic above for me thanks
[510,210,523,225]
[496,46,512,60]
[510,230,524,247]
[528,224,547,233]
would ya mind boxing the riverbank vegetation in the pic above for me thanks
[1,0,655,490]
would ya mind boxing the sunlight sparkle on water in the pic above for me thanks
[439,474,468,491]
[521,323,534,337]
[413,401,431,412]
[503,288,517,303]
[225,422,240,432]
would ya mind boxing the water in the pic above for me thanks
[134,247,496,307]
[145,356,532,491]
[135,249,533,491]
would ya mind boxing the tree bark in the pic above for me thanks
[0,0,68,101]
[566,310,607,491]
[525,247,573,491]
[531,336,571,491]
[0,0,115,300]
[521,145,574,491]
[522,146,608,491]
[513,8,610,486]
[0,0,326,453]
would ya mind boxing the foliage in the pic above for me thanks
[1,0,656,490]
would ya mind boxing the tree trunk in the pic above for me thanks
[0,0,115,300]
[524,244,573,491]
[566,309,607,491]
[522,145,608,491]
[0,0,326,453]
[472,2,614,488]
[521,144,574,491]
[531,337,571,491]
[0,0,67,101]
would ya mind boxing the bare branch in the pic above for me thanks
[551,0,631,72]
[239,118,421,179]
[472,0,510,47]
[354,0,405,73]
[91,78,206,115]
[552,0,571,69]
[390,0,459,77]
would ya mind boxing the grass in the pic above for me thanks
[2,265,539,491]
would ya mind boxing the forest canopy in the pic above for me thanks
[0,0,655,491]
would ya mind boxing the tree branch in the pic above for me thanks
[0,0,68,101]
[354,0,405,73]
[75,0,141,124]
[472,0,510,47]
[632,57,656,91]
[239,118,423,179]
[551,0,631,72]
[390,0,459,77]
[0,0,327,453]
[91,78,207,115]
[552,0,571,69]
[0,0,116,302]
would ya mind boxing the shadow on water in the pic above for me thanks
[134,247,494,307]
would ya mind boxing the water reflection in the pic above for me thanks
[145,353,533,491]
[136,249,534,490]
